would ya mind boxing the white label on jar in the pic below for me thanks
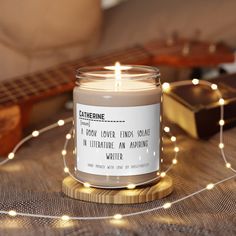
[76,103,160,176]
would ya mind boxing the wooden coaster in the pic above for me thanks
[62,176,173,204]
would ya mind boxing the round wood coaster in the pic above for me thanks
[62,176,173,204]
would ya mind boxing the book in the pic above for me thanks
[163,73,236,138]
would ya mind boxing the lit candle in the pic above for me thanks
[73,63,162,188]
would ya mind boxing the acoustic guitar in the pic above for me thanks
[0,38,234,155]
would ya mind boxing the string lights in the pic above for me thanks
[0,79,235,222]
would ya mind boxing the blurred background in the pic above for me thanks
[1,0,236,81]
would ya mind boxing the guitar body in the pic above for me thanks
[0,105,22,156]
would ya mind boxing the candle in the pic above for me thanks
[73,63,162,188]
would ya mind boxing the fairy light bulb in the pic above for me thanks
[163,202,172,209]
[127,184,136,189]
[8,210,17,216]
[66,134,72,140]
[164,126,170,133]
[206,183,214,190]
[83,182,91,188]
[64,167,69,173]
[8,152,15,160]
[162,82,170,92]
[61,215,70,221]
[172,159,177,164]
[211,84,218,90]
[58,120,65,126]
[219,143,224,149]
[32,130,39,137]
[226,163,231,168]
[219,120,225,126]
[113,214,122,220]
[61,150,67,155]
[192,78,199,85]
[219,98,225,105]
[160,172,166,178]
[174,147,179,152]
[171,136,176,142]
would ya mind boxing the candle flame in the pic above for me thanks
[104,62,132,90]
[114,62,122,91]
[115,62,121,81]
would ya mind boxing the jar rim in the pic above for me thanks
[76,65,160,80]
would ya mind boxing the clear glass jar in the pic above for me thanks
[73,65,162,188]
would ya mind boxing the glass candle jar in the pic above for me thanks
[73,64,162,188]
